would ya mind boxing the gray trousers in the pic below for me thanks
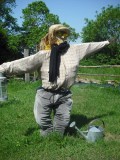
[34,88,73,136]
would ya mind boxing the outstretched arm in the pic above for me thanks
[0,51,46,75]
[75,40,110,60]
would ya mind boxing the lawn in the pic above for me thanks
[0,79,120,160]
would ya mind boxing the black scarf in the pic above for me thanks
[49,41,70,83]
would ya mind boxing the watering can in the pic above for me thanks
[0,72,8,101]
[70,118,105,142]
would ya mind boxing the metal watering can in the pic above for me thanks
[0,73,8,101]
[70,118,105,142]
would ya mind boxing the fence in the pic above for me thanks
[77,65,120,83]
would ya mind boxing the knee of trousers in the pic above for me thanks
[34,110,51,128]
[54,115,70,135]
[54,113,71,128]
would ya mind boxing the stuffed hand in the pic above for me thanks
[0,66,5,73]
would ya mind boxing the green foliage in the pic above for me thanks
[0,80,120,160]
[0,27,9,64]
[81,5,120,65]
[22,1,49,28]
[0,0,20,34]
[0,0,22,64]
[63,22,80,42]
[0,26,22,64]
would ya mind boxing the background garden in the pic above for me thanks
[0,1,120,160]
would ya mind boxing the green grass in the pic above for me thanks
[0,79,120,160]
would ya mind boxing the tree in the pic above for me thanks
[21,1,79,51]
[0,27,22,64]
[0,0,23,64]
[0,0,20,34]
[81,5,120,65]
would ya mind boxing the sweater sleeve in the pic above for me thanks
[75,40,110,60]
[0,51,46,75]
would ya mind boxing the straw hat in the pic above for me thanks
[39,24,70,50]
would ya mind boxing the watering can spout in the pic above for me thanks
[75,126,88,139]
[69,121,87,140]
[70,119,105,142]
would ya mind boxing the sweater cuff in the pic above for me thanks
[0,65,5,73]
[106,40,110,45]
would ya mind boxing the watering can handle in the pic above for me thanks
[88,118,105,129]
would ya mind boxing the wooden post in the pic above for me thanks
[33,45,38,81]
[24,49,30,82]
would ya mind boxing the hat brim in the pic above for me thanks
[55,27,70,35]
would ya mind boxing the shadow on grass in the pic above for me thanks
[66,111,115,136]
[24,126,40,136]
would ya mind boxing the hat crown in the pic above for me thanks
[49,24,70,35]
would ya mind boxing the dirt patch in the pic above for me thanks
[105,132,120,142]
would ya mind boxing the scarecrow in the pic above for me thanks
[0,24,111,136]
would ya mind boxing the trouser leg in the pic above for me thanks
[34,89,53,136]
[53,92,73,135]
